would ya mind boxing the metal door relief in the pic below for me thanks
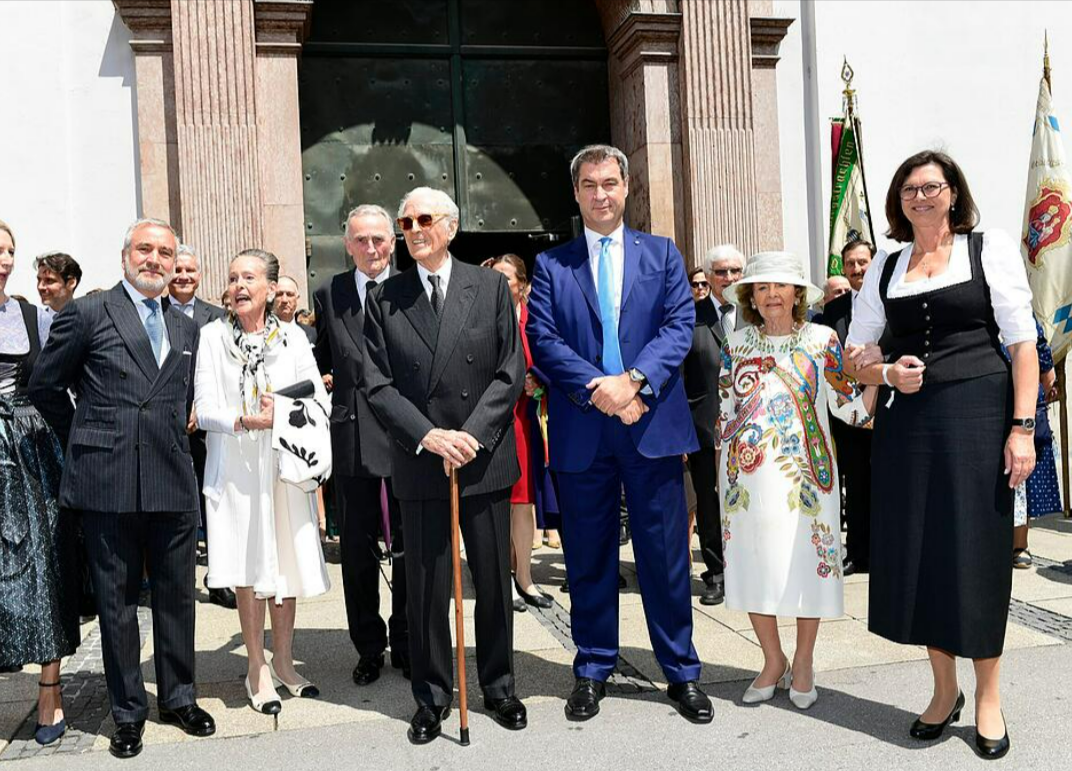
[300,0,611,287]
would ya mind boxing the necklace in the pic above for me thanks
[749,323,804,354]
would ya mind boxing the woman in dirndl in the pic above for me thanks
[847,151,1037,760]
[0,218,80,745]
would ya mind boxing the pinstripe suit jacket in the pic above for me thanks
[28,283,201,513]
[363,259,525,500]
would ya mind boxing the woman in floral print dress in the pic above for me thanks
[717,251,874,710]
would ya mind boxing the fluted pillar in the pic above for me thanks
[171,0,263,300]
[678,0,760,260]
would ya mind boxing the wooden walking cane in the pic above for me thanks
[449,467,471,745]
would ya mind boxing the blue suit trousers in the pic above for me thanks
[557,417,701,684]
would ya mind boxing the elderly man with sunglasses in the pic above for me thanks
[681,244,746,608]
[363,187,526,744]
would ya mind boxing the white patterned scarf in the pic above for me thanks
[227,312,286,417]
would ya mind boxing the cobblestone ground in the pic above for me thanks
[4,521,1072,764]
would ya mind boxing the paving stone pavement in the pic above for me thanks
[3,519,1072,766]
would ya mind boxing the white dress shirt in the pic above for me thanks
[416,254,454,302]
[355,265,391,307]
[122,277,171,361]
[847,230,1036,347]
[585,223,625,320]
[173,297,197,319]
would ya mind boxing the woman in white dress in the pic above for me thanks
[717,251,875,710]
[194,248,330,714]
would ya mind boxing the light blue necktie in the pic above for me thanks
[142,298,164,365]
[597,236,624,375]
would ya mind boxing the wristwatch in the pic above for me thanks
[628,368,647,387]
[1012,417,1036,432]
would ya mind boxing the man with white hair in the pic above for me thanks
[29,218,216,758]
[822,275,851,307]
[313,204,409,689]
[363,188,526,743]
[704,244,747,335]
[275,275,316,344]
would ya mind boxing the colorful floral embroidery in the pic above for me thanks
[811,521,841,579]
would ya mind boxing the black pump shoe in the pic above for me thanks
[909,690,965,740]
[975,712,1010,760]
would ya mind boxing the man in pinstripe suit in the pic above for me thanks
[363,187,526,744]
[29,219,215,759]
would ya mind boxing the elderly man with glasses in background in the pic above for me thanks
[704,244,747,337]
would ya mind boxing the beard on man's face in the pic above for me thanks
[124,252,172,295]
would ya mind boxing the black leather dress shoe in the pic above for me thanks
[408,705,450,744]
[699,576,725,606]
[353,654,384,686]
[203,577,237,610]
[390,650,411,680]
[910,691,965,740]
[975,713,1010,760]
[485,695,527,730]
[667,681,713,724]
[110,720,145,759]
[842,561,869,577]
[159,703,216,737]
[565,678,606,721]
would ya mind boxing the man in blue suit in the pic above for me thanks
[527,145,711,725]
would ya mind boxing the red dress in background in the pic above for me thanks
[510,302,535,504]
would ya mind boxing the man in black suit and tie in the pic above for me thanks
[314,204,409,687]
[822,239,876,575]
[276,275,318,345]
[29,219,216,759]
[168,244,235,610]
[364,187,526,744]
[679,245,747,606]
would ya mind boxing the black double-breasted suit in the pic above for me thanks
[314,267,408,663]
[28,283,202,723]
[363,258,524,708]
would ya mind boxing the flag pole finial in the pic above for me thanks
[1045,30,1052,89]
[841,57,856,115]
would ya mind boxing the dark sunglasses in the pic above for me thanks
[712,268,743,278]
[397,213,449,231]
[690,280,709,289]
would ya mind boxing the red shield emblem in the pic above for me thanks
[1024,180,1072,266]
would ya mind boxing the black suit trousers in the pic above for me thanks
[81,509,198,723]
[687,447,724,578]
[336,475,407,658]
[832,420,873,568]
[401,489,513,708]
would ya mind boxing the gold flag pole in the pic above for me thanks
[1045,30,1071,517]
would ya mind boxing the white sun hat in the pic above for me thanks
[725,251,824,308]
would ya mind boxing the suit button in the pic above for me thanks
[595,355,602,364]
[924,353,930,359]
[171,444,178,452]
[925,315,931,322]
[183,377,188,385]
[140,405,148,412]
[467,354,474,363]
[461,389,469,399]
[350,415,356,421]
[172,409,178,418]
[120,370,128,379]
[413,363,420,371]
[922,302,929,310]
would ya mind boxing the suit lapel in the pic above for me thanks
[147,308,184,397]
[335,272,365,350]
[104,284,159,381]
[620,228,641,311]
[398,268,439,353]
[429,262,478,393]
[569,238,601,324]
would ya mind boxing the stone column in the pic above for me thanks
[678,0,761,262]
[253,1,312,298]
[605,11,686,243]
[112,0,180,227]
[170,0,264,301]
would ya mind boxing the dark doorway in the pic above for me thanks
[298,0,610,286]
